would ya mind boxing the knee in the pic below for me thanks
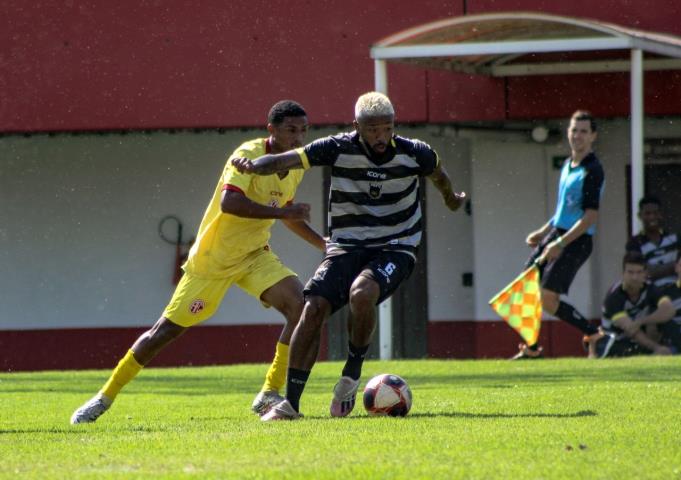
[147,318,185,345]
[349,278,380,312]
[300,297,329,329]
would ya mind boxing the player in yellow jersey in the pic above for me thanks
[70,100,326,424]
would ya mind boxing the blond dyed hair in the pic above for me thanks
[354,92,395,121]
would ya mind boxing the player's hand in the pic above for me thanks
[282,203,311,222]
[231,157,255,173]
[526,230,545,248]
[619,318,640,336]
[653,345,672,355]
[444,191,466,211]
[538,240,562,264]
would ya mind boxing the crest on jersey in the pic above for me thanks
[369,183,382,199]
[189,299,205,314]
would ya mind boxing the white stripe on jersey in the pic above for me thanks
[331,175,415,195]
[334,152,421,170]
[331,208,422,242]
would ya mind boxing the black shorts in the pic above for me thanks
[524,228,592,295]
[303,249,415,314]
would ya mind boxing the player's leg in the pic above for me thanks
[251,275,305,414]
[262,253,361,421]
[515,232,600,359]
[260,295,331,421]
[71,273,230,424]
[236,248,307,414]
[331,251,414,418]
[70,317,187,425]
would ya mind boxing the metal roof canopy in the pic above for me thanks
[371,12,681,360]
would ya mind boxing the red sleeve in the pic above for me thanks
[222,184,245,195]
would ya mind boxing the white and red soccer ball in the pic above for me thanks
[362,373,412,417]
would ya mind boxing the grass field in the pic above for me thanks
[1,357,681,479]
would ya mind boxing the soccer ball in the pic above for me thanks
[362,373,412,417]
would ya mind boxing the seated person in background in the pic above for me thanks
[625,196,680,343]
[598,251,677,358]
[660,256,681,352]
[626,195,679,288]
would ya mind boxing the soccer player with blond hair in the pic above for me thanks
[233,91,466,420]
[71,100,325,424]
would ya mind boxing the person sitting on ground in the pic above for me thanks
[659,255,681,353]
[598,251,678,358]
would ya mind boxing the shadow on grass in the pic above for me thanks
[302,410,598,421]
[407,409,597,419]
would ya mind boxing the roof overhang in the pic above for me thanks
[370,12,681,76]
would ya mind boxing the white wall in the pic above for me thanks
[2,118,679,330]
[0,129,325,330]
[423,131,474,320]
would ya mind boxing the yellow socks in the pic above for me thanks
[262,342,289,392]
[100,349,143,401]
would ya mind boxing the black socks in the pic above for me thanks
[341,341,370,381]
[285,368,310,412]
[555,301,599,335]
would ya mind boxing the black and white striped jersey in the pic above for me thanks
[626,230,680,287]
[297,131,439,258]
[601,281,666,337]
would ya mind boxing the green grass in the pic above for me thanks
[1,357,681,479]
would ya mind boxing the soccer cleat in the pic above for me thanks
[330,376,360,417]
[260,399,302,421]
[595,332,617,358]
[251,390,284,416]
[510,344,544,360]
[70,393,113,424]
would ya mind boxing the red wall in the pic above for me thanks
[1,321,590,371]
[1,1,680,133]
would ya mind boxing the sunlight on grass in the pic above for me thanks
[1,357,680,479]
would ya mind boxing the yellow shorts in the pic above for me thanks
[162,247,296,327]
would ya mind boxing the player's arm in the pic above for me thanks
[281,217,326,252]
[633,297,675,327]
[611,313,665,352]
[646,262,677,282]
[427,164,466,211]
[232,150,304,176]
[526,221,554,248]
[630,329,671,354]
[611,312,670,356]
[221,189,310,221]
[540,209,598,262]
[611,311,640,337]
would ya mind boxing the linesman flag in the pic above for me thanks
[489,265,542,345]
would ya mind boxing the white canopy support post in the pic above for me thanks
[630,48,644,236]
[374,59,388,94]
[374,58,392,360]
[378,298,393,360]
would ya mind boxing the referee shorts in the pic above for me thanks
[304,249,415,314]
[163,246,296,327]
[524,228,592,295]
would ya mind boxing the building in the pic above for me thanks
[2,0,680,370]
